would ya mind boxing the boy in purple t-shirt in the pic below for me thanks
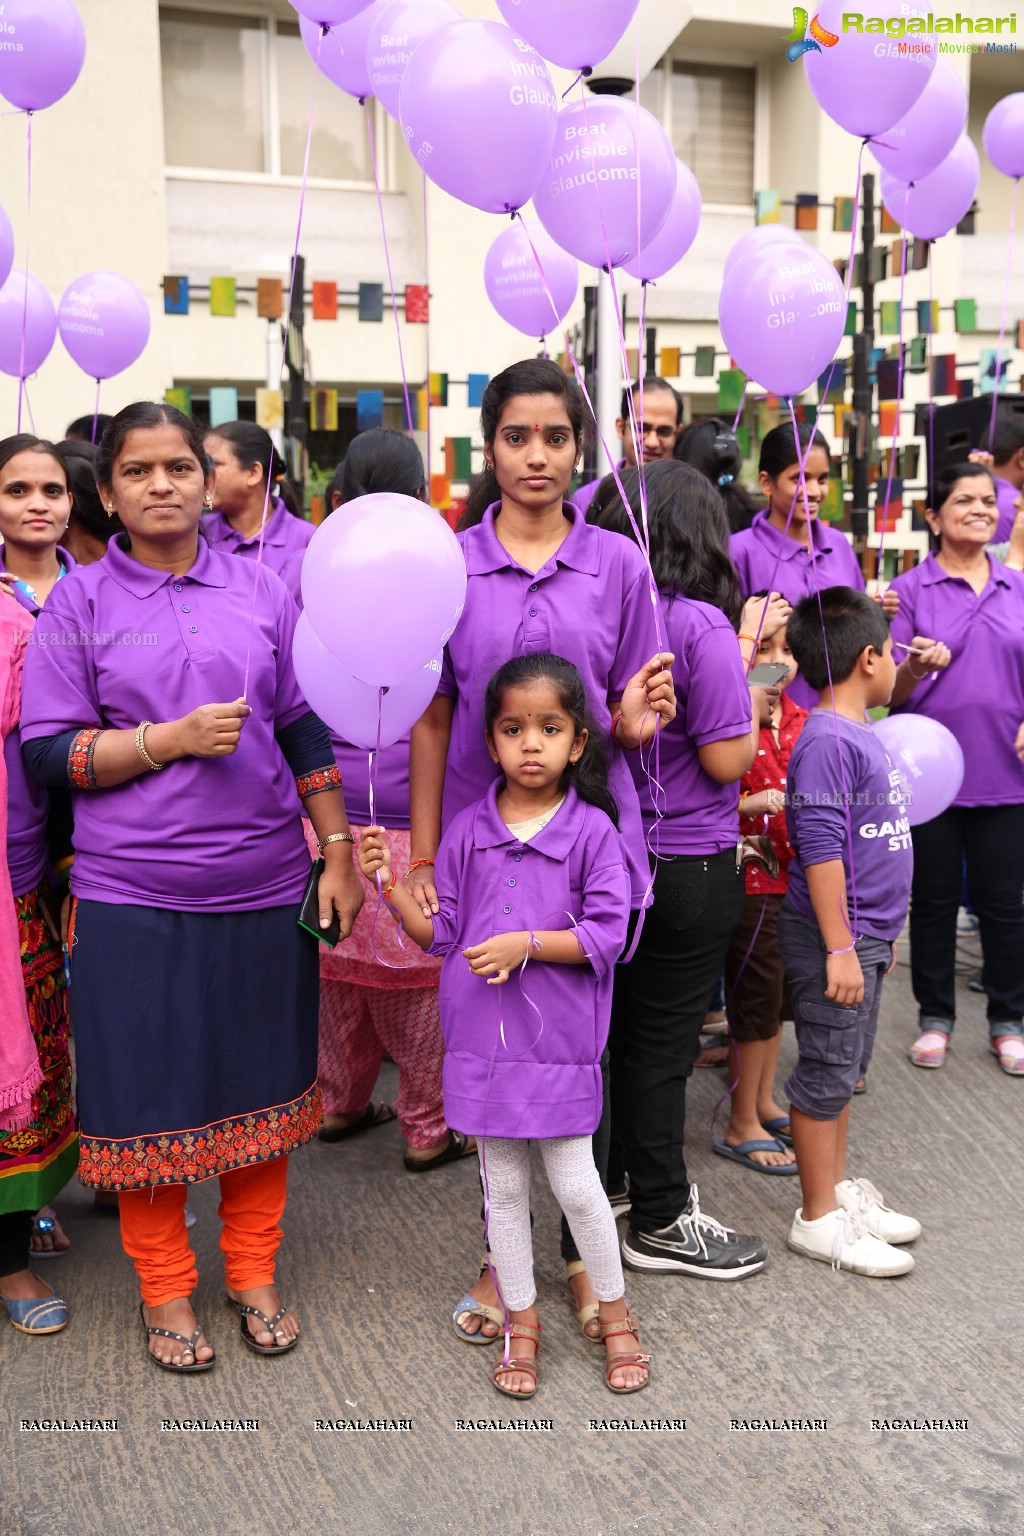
[780,588,921,1278]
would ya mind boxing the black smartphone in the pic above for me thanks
[747,662,791,687]
[297,858,341,948]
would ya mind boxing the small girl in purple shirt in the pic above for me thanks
[359,654,650,1401]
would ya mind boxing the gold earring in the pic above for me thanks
[106,503,116,518]
[204,494,214,509]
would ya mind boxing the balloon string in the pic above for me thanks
[366,100,413,434]
[368,700,417,972]
[20,377,35,435]
[241,23,323,701]
[422,171,432,484]
[91,379,101,444]
[874,224,909,582]
[815,138,868,411]
[730,381,749,434]
[987,174,1019,451]
[16,111,32,435]
[927,261,936,485]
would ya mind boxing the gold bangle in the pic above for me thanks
[318,831,354,854]
[135,721,165,772]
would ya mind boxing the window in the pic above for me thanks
[160,7,374,184]
[669,63,755,206]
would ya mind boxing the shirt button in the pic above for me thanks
[529,583,538,591]
[503,905,511,914]
[513,853,523,862]
[181,604,190,614]
[173,583,182,592]
[190,625,198,634]
[508,878,516,887]
[529,607,537,617]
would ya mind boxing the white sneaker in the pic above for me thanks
[788,1207,914,1276]
[836,1178,921,1245]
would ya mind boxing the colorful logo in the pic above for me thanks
[785,7,840,61]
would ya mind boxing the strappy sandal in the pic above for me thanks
[599,1307,650,1396]
[491,1321,541,1400]
[452,1259,504,1345]
[139,1302,214,1374]
[565,1260,601,1342]
[226,1297,299,1356]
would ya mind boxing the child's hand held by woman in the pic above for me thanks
[463,932,532,985]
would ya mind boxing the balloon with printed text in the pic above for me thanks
[57,272,151,380]
[870,60,968,185]
[622,158,702,282]
[0,270,57,378]
[493,0,639,72]
[366,0,460,120]
[293,615,442,750]
[803,0,935,141]
[718,241,847,398]
[723,225,805,280]
[400,20,559,216]
[879,134,980,241]
[301,492,467,688]
[484,221,579,338]
[983,92,1024,179]
[873,715,964,827]
[300,4,383,101]
[0,0,86,112]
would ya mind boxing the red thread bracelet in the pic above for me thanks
[611,712,643,751]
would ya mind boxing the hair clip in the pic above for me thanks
[717,473,735,486]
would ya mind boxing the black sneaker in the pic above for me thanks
[621,1186,768,1279]
[608,1178,631,1219]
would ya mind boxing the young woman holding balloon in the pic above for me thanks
[19,403,363,1372]
[203,422,313,607]
[407,358,676,1344]
[886,463,1024,1076]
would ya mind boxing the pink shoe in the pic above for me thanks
[908,1029,950,1069]
[990,1036,1024,1076]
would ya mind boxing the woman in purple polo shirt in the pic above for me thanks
[20,402,364,1373]
[204,421,313,606]
[887,463,1024,1075]
[408,357,675,1344]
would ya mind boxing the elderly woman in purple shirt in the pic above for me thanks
[20,403,363,1373]
[204,421,313,607]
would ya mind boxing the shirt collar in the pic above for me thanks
[750,507,836,560]
[918,550,1011,589]
[471,780,587,861]
[463,503,601,578]
[104,532,227,596]
[206,497,289,550]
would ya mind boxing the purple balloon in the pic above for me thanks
[533,99,677,269]
[0,0,86,112]
[874,715,964,827]
[804,0,935,141]
[485,221,578,339]
[293,614,442,749]
[719,243,847,398]
[984,92,1024,179]
[723,225,805,280]
[301,492,467,688]
[400,21,558,216]
[0,206,13,292]
[0,269,56,377]
[880,134,980,241]
[494,0,639,71]
[300,5,382,100]
[57,271,151,380]
[290,0,375,24]
[622,159,702,282]
[871,61,967,184]
[366,0,459,120]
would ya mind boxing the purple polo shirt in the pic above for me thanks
[330,732,410,829]
[785,710,913,942]
[994,475,1020,545]
[428,782,629,1139]
[570,459,626,515]
[888,552,1024,807]
[204,497,314,607]
[731,511,865,711]
[437,503,660,908]
[628,594,752,856]
[21,538,313,911]
[0,544,77,615]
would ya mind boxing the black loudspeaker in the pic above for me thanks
[915,394,1024,483]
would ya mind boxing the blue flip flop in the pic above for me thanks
[711,1136,799,1175]
[761,1116,793,1147]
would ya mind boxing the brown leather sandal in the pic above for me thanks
[491,1320,541,1400]
[599,1306,650,1395]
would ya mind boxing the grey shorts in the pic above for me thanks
[778,908,894,1121]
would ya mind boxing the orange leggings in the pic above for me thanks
[119,1157,289,1307]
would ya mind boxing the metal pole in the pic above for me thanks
[597,269,621,476]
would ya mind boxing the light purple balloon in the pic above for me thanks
[533,99,677,269]
[0,0,86,112]
[718,243,847,398]
[874,715,964,827]
[301,492,467,688]
[0,269,56,377]
[300,5,382,100]
[400,21,558,216]
[494,0,639,71]
[366,0,460,120]
[290,0,375,24]
[723,225,805,281]
[485,221,578,339]
[0,206,13,292]
[880,134,980,241]
[622,159,702,282]
[984,92,1024,179]
[804,0,935,141]
[57,271,151,380]
[871,61,967,184]
[293,613,442,749]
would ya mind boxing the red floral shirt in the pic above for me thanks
[739,690,808,895]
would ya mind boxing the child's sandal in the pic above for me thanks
[491,1321,541,1400]
[565,1260,601,1342]
[599,1307,651,1396]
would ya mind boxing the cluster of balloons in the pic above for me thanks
[297,492,466,750]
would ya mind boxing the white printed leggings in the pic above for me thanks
[479,1135,624,1313]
